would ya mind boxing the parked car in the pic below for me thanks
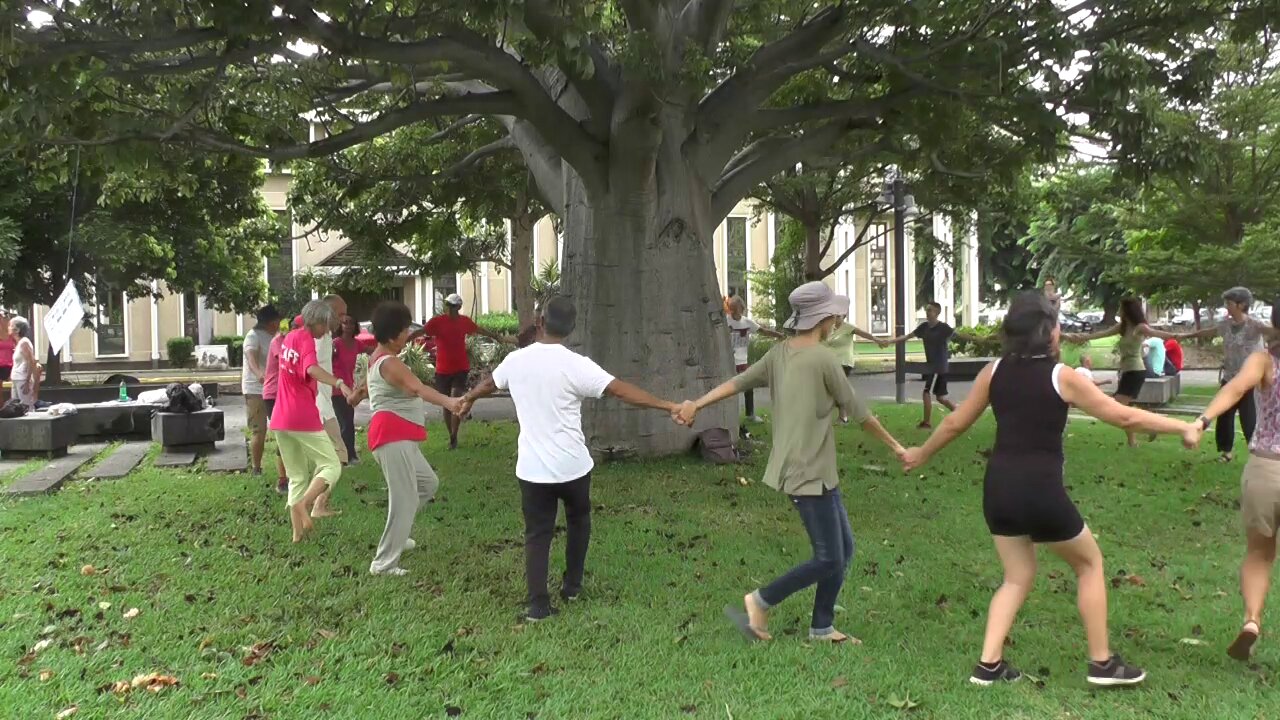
[1168,308,1197,326]
[1077,310,1105,325]
[357,321,433,359]
[1059,312,1093,333]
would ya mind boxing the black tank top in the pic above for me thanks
[989,356,1068,458]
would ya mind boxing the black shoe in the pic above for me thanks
[448,438,459,451]
[526,605,560,622]
[560,587,581,602]
[1087,655,1146,687]
[969,660,1022,686]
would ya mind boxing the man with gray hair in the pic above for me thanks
[1182,287,1277,461]
[460,296,682,622]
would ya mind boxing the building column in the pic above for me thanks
[150,281,161,368]
[932,215,956,326]
[962,211,981,327]
[766,212,777,263]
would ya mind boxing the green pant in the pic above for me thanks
[274,430,341,507]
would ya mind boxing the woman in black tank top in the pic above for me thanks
[901,292,1203,688]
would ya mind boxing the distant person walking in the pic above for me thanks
[823,316,885,378]
[7,316,39,407]
[242,306,281,476]
[331,314,362,464]
[417,294,515,450]
[1181,288,1275,462]
[884,302,978,429]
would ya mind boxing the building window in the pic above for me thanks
[266,211,293,295]
[95,286,126,356]
[725,217,748,303]
[183,291,199,342]
[868,224,889,335]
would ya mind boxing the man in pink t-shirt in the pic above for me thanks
[270,301,355,543]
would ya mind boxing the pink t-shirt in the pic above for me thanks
[0,336,14,368]
[331,337,359,396]
[269,328,323,432]
[262,333,285,400]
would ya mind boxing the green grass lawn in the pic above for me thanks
[1,407,1276,719]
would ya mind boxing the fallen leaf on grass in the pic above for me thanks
[384,672,399,686]
[316,629,338,640]
[242,641,276,667]
[97,601,111,611]
[80,565,96,576]
[302,676,320,686]
[201,673,218,680]
[1179,638,1207,646]
[736,476,750,486]
[55,706,78,719]
[831,675,849,689]
[445,706,462,717]
[887,692,920,710]
[38,669,55,682]
[132,673,180,693]
[122,608,140,620]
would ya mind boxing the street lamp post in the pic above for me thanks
[892,176,907,404]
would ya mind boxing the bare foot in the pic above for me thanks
[290,505,312,543]
[744,593,772,640]
[310,506,342,519]
[812,629,862,644]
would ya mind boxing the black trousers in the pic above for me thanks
[518,473,592,610]
[331,394,359,461]
[1216,389,1257,454]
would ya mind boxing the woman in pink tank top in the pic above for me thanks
[1199,302,1280,661]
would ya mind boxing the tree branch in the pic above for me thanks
[817,206,889,280]
[748,88,923,133]
[521,0,616,139]
[679,0,736,54]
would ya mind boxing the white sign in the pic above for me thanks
[43,282,86,355]
[195,345,230,371]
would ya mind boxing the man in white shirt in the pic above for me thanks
[311,294,348,518]
[461,296,682,621]
[242,305,281,475]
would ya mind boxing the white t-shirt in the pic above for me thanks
[241,328,272,396]
[314,331,336,421]
[1074,366,1094,382]
[727,316,759,367]
[492,343,616,483]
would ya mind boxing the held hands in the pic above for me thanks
[445,396,468,417]
[900,447,927,472]
[1181,421,1204,450]
[876,339,890,349]
[670,400,698,426]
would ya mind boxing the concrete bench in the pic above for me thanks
[0,414,77,459]
[1133,374,1181,406]
[14,383,221,405]
[904,357,996,381]
[70,403,155,440]
[151,408,225,452]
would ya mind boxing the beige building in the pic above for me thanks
[23,169,980,369]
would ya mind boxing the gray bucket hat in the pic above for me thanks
[785,281,850,331]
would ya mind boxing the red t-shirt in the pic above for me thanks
[425,313,479,376]
[269,328,323,432]
[331,337,359,396]
[1164,338,1184,371]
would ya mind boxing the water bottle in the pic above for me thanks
[118,381,128,403]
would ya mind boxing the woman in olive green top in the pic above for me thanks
[824,318,887,376]
[680,282,906,643]
[1065,298,1182,447]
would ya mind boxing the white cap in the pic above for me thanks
[444,293,463,307]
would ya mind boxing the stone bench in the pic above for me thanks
[904,357,996,381]
[0,414,77,459]
[1133,374,1181,406]
[70,403,156,440]
[151,408,225,452]
[4,383,221,405]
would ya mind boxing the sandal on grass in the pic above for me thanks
[1228,621,1260,661]
[809,630,861,645]
[723,604,769,643]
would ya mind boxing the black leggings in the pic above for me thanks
[331,394,358,461]
[1216,389,1256,454]
[519,474,592,610]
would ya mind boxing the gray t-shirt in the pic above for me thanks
[1219,317,1266,382]
[241,328,272,395]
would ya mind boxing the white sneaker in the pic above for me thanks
[370,566,408,577]
[403,538,417,551]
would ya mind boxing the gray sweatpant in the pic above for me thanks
[370,441,440,573]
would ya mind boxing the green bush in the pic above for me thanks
[951,325,1002,357]
[747,336,778,365]
[398,343,436,385]
[167,337,195,368]
[476,312,519,335]
[212,335,244,367]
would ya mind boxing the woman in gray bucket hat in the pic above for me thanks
[678,281,906,643]
[1183,287,1279,462]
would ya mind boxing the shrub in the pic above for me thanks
[748,336,777,365]
[398,343,435,385]
[951,325,1002,357]
[212,334,244,367]
[167,337,195,368]
[477,312,519,335]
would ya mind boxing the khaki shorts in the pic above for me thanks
[1241,454,1280,537]
[324,417,349,464]
[245,395,268,435]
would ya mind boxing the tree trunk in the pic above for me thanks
[1101,298,1120,327]
[44,345,62,386]
[561,163,736,458]
[1192,299,1202,332]
[803,222,823,281]
[511,208,538,328]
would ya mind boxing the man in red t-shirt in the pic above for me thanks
[417,293,514,449]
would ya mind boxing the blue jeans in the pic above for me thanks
[755,488,856,634]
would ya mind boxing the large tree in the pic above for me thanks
[0,144,280,381]
[287,117,552,327]
[4,1,1264,455]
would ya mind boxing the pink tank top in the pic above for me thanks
[1252,352,1280,456]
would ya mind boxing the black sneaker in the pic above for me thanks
[1087,655,1146,687]
[526,605,560,623]
[560,587,581,602]
[969,660,1022,686]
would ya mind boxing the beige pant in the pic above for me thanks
[1241,454,1280,537]
[324,417,349,464]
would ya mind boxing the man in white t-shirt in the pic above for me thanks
[461,296,682,621]
[726,296,784,428]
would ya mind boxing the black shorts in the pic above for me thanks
[0,366,9,382]
[983,457,1084,543]
[1115,371,1146,398]
[434,371,469,396]
[923,373,949,398]
[264,398,276,419]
